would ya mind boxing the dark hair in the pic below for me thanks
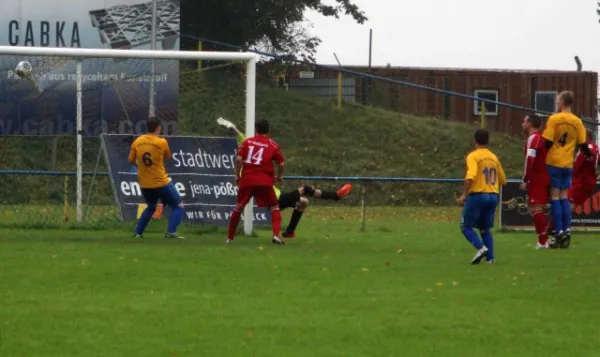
[147,117,162,133]
[526,114,542,129]
[255,119,270,135]
[559,91,574,107]
[474,128,490,146]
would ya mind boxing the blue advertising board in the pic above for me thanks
[101,133,270,226]
[0,0,180,136]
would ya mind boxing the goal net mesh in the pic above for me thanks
[0,54,248,229]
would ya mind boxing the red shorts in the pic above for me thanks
[236,185,278,208]
[568,183,595,206]
[527,181,549,205]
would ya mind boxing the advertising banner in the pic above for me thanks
[0,0,180,136]
[500,181,600,231]
[101,134,271,226]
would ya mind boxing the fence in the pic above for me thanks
[182,34,599,136]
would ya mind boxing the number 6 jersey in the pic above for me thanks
[128,134,172,189]
[237,134,285,188]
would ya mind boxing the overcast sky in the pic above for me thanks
[306,0,600,73]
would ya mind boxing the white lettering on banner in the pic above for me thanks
[171,149,236,169]
[8,20,81,47]
[186,210,268,222]
[121,181,142,196]
[119,179,237,200]
[6,71,170,83]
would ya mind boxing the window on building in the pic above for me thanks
[535,91,557,114]
[474,90,498,116]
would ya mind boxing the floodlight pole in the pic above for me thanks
[333,53,342,108]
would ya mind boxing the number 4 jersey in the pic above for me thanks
[542,112,586,168]
[237,135,285,188]
[128,134,172,189]
[465,148,507,194]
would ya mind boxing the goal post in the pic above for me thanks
[0,45,257,235]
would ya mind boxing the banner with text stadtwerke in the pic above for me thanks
[102,134,270,226]
[0,0,180,136]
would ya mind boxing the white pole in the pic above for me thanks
[148,0,157,118]
[243,57,257,236]
[76,61,83,222]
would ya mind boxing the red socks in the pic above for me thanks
[271,208,282,237]
[532,211,548,244]
[227,209,242,239]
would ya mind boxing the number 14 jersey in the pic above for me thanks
[237,135,285,188]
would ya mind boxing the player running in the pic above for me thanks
[457,128,507,264]
[217,117,352,238]
[227,119,286,244]
[130,117,184,239]
[542,91,590,248]
[519,114,550,249]
[547,128,599,247]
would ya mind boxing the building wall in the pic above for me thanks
[287,67,598,135]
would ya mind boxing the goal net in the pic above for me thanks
[0,46,257,234]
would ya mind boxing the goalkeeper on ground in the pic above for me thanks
[217,118,351,238]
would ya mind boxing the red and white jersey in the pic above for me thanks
[237,134,284,188]
[523,132,549,184]
[573,141,599,185]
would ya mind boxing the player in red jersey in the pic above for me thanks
[226,119,286,244]
[569,129,599,207]
[547,129,598,248]
[519,114,551,249]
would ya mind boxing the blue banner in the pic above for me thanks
[0,0,180,136]
[101,134,271,226]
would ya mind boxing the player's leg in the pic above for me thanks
[460,195,487,264]
[478,194,499,263]
[256,186,284,244]
[558,168,573,247]
[284,197,309,238]
[135,189,160,237]
[158,182,184,239]
[528,184,549,248]
[547,166,564,237]
[309,184,352,200]
[227,187,252,242]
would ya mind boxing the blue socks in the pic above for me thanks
[462,228,484,250]
[560,199,571,231]
[550,199,563,233]
[168,206,183,234]
[136,206,156,235]
[481,230,494,261]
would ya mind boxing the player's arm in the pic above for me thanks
[459,154,477,203]
[576,122,591,157]
[522,136,538,183]
[273,148,285,182]
[128,145,137,165]
[163,139,172,161]
[542,116,555,149]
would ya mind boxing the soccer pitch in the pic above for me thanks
[1,207,599,356]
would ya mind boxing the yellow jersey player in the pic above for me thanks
[129,117,184,239]
[457,128,506,264]
[542,91,590,248]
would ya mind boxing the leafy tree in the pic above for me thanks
[180,0,367,62]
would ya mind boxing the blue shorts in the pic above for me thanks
[141,182,182,208]
[547,165,573,190]
[461,193,498,230]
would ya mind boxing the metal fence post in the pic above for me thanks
[360,182,367,232]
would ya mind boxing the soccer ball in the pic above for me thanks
[15,61,32,78]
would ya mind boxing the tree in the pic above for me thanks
[180,0,367,62]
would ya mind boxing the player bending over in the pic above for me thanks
[547,128,598,248]
[130,117,184,239]
[457,128,506,264]
[217,117,352,238]
[542,91,590,248]
[519,114,551,249]
[227,119,286,244]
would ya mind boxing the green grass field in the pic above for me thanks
[2,207,600,357]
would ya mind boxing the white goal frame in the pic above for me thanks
[0,46,257,236]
